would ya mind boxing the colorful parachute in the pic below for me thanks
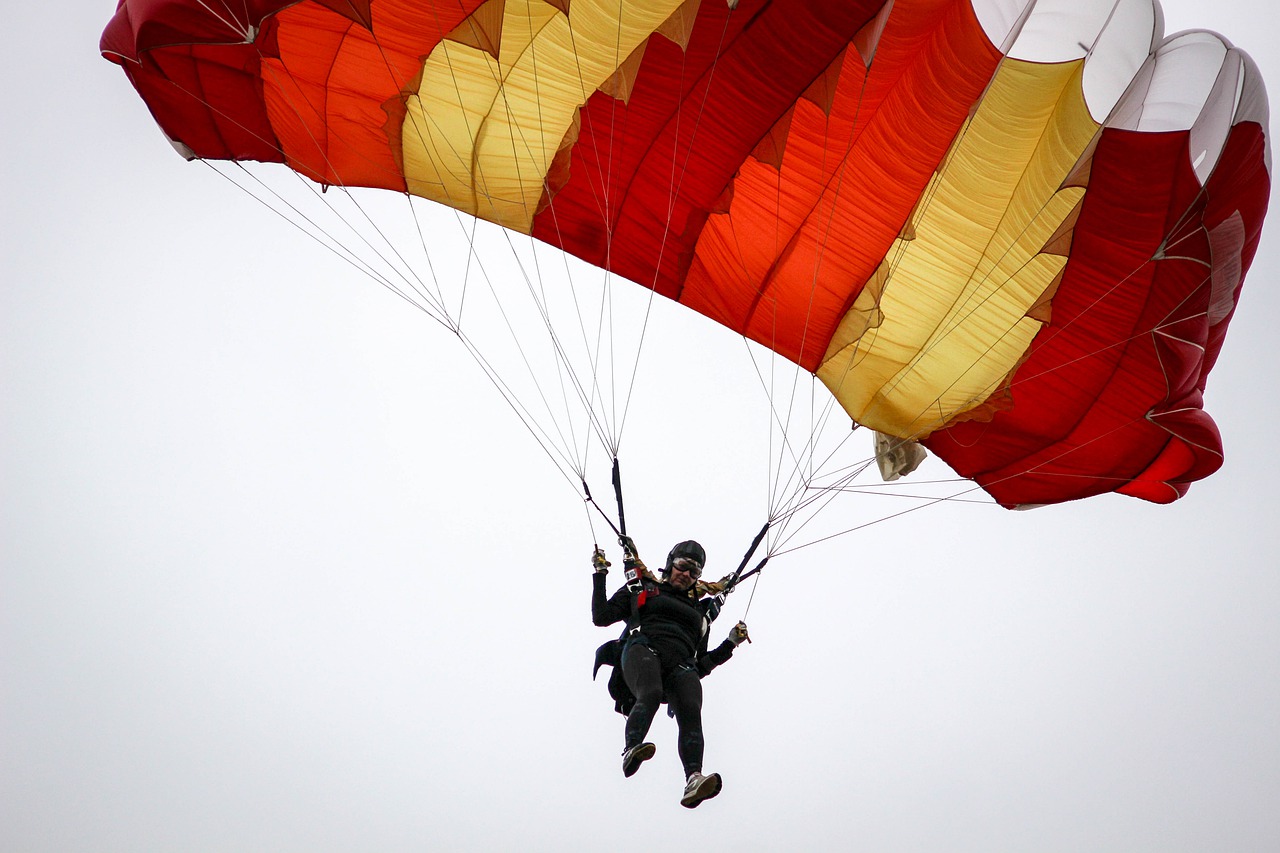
[103,0,1269,508]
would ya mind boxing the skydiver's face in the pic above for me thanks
[667,557,701,591]
[668,569,695,591]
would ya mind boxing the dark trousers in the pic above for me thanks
[621,642,704,777]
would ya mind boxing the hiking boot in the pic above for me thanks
[621,742,656,778]
[680,771,722,808]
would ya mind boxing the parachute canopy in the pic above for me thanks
[103,0,1270,508]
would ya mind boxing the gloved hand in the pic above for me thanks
[591,547,611,573]
[695,574,736,596]
[619,535,647,574]
[729,621,751,646]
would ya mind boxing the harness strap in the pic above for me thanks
[627,560,654,608]
[611,456,627,539]
[582,455,628,541]
[735,558,768,586]
[582,478,622,539]
[727,521,770,592]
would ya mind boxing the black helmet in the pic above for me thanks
[664,540,706,576]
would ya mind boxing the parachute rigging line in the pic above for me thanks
[253,9,634,493]
[202,163,454,333]
[612,9,738,455]
[210,175,601,496]
[768,402,1170,561]
[723,50,902,533]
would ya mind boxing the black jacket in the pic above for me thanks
[591,572,736,715]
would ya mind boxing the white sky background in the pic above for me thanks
[3,1,1278,850]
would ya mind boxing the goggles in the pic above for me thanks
[669,557,703,579]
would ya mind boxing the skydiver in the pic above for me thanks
[590,537,750,809]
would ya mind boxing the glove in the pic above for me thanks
[591,547,611,573]
[695,574,735,596]
[619,535,647,574]
[729,621,751,646]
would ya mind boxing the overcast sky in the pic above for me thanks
[3,2,1278,851]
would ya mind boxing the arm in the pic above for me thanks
[696,621,750,677]
[591,571,631,627]
[696,639,736,677]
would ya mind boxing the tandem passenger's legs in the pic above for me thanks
[665,665,705,778]
[619,646,706,781]
[620,643,663,749]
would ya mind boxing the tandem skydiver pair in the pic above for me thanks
[590,537,750,809]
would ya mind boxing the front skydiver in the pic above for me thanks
[591,537,750,809]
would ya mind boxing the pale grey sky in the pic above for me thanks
[3,2,1278,851]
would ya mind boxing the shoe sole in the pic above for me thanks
[680,772,722,808]
[622,743,656,778]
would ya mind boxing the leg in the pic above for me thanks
[667,667,722,808]
[665,666,705,778]
[620,643,663,750]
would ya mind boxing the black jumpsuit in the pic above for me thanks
[592,574,735,777]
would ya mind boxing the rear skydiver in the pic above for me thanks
[591,537,750,809]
